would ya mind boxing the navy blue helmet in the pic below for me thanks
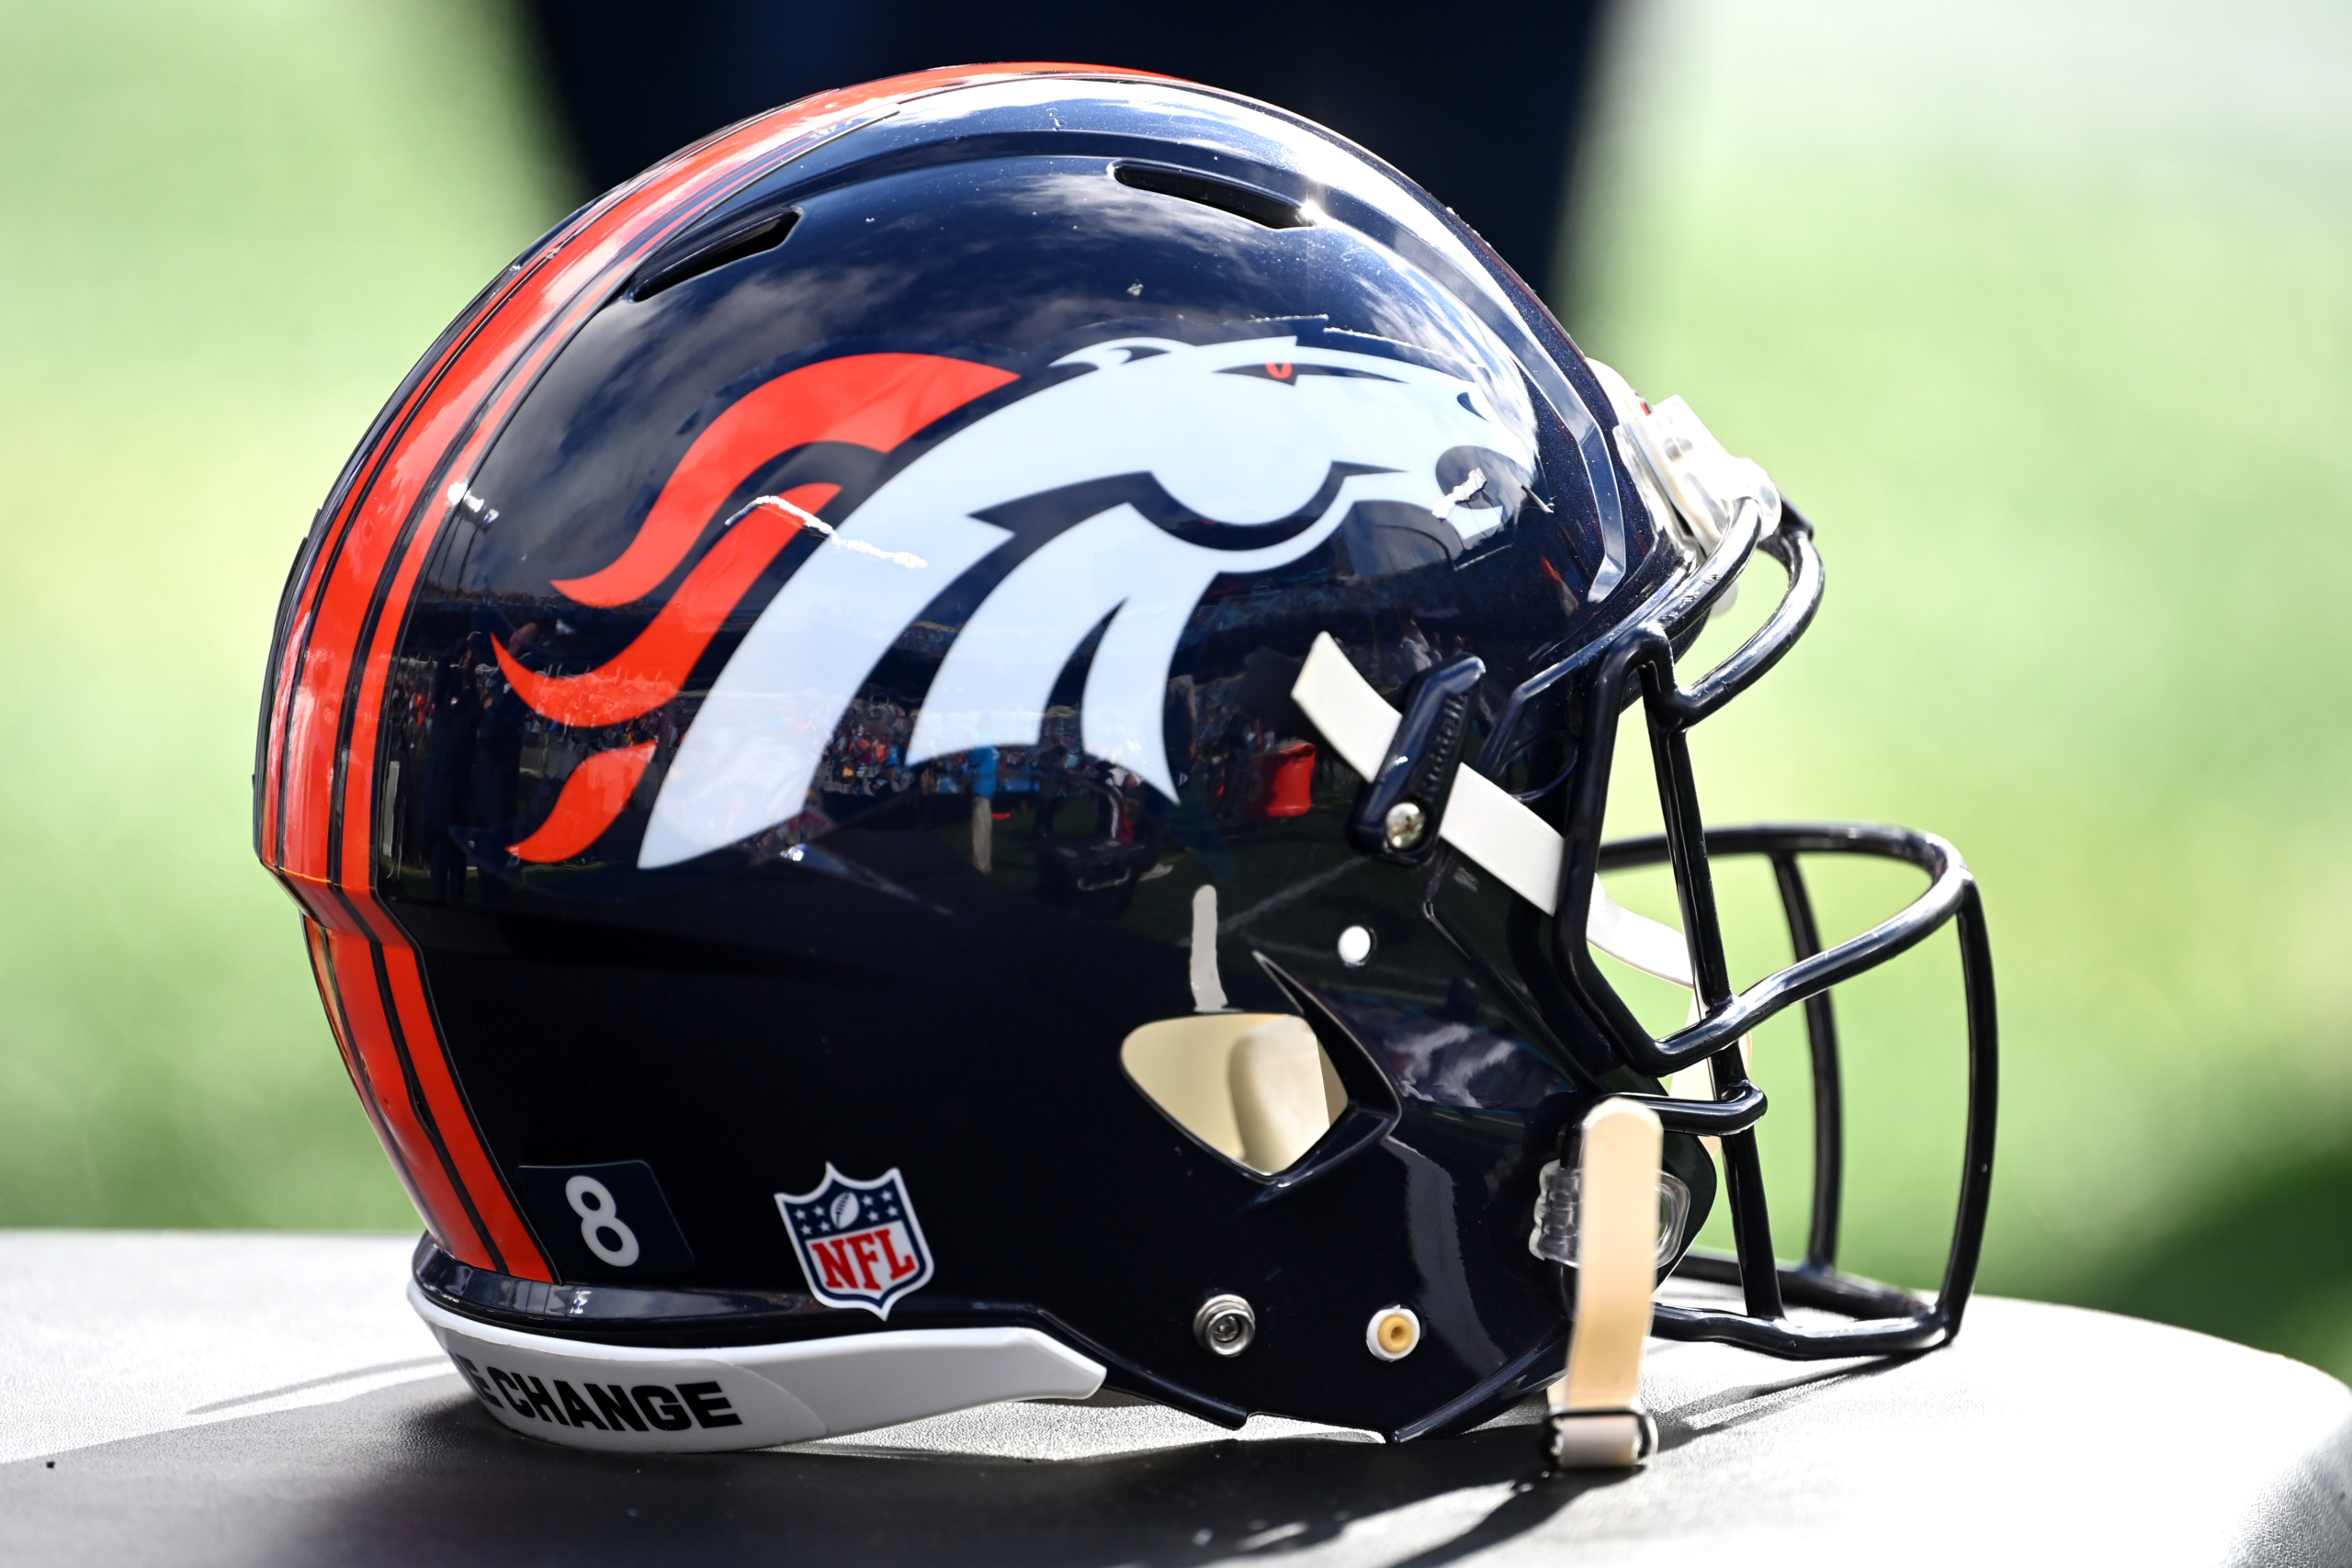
[257,64,1995,1450]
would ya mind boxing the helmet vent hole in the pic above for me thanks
[1112,163,1307,231]
[630,210,799,300]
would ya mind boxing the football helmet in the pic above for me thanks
[254,64,1996,1450]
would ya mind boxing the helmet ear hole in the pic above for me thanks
[1121,1014,1342,1174]
[1229,1017,1334,1172]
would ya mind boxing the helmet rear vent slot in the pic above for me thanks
[629,209,799,300]
[1113,163,1307,230]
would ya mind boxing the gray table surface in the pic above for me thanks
[4,1231,2348,1565]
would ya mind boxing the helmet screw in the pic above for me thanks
[1366,1305,1422,1361]
[1193,1294,1256,1357]
[1383,801,1428,851]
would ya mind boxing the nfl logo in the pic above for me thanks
[775,1165,935,1317]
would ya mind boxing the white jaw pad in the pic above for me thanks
[1290,632,1690,984]
[410,1284,1104,1451]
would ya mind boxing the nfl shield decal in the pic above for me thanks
[775,1165,934,1317]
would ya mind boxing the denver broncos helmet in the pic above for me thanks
[254,64,1996,1450]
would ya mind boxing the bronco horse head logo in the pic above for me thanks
[492,323,1539,869]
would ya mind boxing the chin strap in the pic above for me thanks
[1291,630,1744,1062]
[1291,633,1685,960]
[1546,1097,1665,1469]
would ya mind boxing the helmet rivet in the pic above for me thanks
[1383,801,1428,851]
[1194,1294,1256,1357]
[1366,1305,1421,1361]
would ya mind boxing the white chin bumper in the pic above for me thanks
[409,1284,1106,1451]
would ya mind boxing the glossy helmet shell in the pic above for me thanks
[254,64,1717,1439]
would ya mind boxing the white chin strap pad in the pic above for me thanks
[411,1285,1103,1451]
[1549,1097,1665,1469]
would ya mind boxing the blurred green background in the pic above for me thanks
[0,0,571,1231]
[1575,0,2352,1374]
[2,0,2348,1377]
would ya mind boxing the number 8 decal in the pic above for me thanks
[565,1174,641,1267]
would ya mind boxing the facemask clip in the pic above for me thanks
[1346,654,1484,865]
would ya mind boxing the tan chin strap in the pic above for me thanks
[1548,1097,1664,1469]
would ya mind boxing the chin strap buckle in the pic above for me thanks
[1545,1097,1665,1470]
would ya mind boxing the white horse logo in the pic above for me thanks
[638,331,1538,869]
